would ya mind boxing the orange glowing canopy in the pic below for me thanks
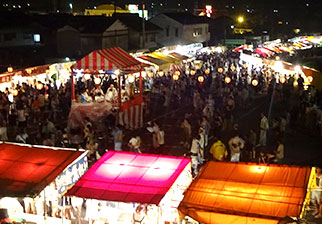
[178,161,311,224]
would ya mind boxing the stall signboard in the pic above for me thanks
[56,152,88,196]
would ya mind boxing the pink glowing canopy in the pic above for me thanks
[65,151,191,205]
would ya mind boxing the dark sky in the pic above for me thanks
[2,0,322,17]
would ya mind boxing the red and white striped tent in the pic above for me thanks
[73,47,143,72]
[71,47,146,130]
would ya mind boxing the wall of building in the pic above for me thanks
[182,23,210,44]
[80,34,102,56]
[150,14,183,46]
[103,21,129,50]
[56,25,81,57]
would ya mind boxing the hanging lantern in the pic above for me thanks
[158,71,164,77]
[198,76,204,83]
[94,77,101,85]
[252,79,259,86]
[12,89,18,96]
[175,71,180,76]
[307,76,313,83]
[148,71,154,78]
[224,76,231,84]
[128,75,135,83]
[279,76,286,84]
[205,69,210,75]
[36,82,44,90]
[218,68,223,73]
[190,70,196,76]
[243,64,247,69]
[173,74,179,80]
[231,65,236,71]
[7,67,13,73]
[84,74,91,80]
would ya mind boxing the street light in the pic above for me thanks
[237,16,244,23]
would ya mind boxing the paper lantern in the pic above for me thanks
[12,89,18,96]
[36,82,43,90]
[205,69,210,75]
[218,68,223,73]
[198,76,204,83]
[252,79,259,86]
[7,67,13,73]
[175,71,180,76]
[94,77,101,85]
[307,76,313,83]
[128,75,135,83]
[224,76,231,84]
[84,74,91,80]
[158,71,164,77]
[243,64,247,69]
[231,65,236,71]
[190,70,196,76]
[148,71,154,78]
[279,77,286,84]
[173,74,179,80]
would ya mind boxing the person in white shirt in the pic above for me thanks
[275,140,284,164]
[128,136,141,153]
[228,135,245,162]
[95,92,105,103]
[190,135,201,177]
[259,113,269,146]
[312,168,322,218]
[105,84,118,102]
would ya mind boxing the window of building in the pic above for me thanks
[166,27,169,37]
[4,33,16,41]
[33,34,41,42]
[175,28,179,37]
[193,28,203,37]
[23,33,32,40]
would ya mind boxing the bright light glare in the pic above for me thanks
[294,65,301,72]
[274,61,283,70]
[237,16,244,23]
[251,166,266,173]
[114,69,120,75]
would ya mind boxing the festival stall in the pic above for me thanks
[0,142,88,224]
[65,151,192,224]
[178,161,312,224]
[70,47,147,130]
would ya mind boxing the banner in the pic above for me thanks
[56,151,88,196]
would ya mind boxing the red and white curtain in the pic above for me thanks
[118,95,144,130]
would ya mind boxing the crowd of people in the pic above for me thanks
[0,50,321,170]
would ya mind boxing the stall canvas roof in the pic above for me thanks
[0,142,84,197]
[138,55,169,66]
[73,47,144,72]
[178,161,311,224]
[66,151,191,205]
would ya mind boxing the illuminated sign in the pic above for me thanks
[56,152,88,195]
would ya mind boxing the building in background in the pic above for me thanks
[85,4,149,20]
[150,13,210,47]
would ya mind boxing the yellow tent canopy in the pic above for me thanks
[178,161,312,224]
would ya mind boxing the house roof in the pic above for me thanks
[113,13,162,32]
[0,142,84,198]
[178,161,312,224]
[65,151,191,205]
[163,12,209,25]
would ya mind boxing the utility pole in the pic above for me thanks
[141,1,146,49]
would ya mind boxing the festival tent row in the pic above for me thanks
[178,161,313,224]
[0,142,88,223]
[65,151,192,224]
[69,47,146,130]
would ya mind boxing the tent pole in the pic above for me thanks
[43,189,47,223]
[71,70,76,101]
[62,196,65,224]
[139,70,143,96]
[118,73,122,110]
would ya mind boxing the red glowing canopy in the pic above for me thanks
[66,151,191,205]
[178,161,311,224]
[0,142,84,197]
